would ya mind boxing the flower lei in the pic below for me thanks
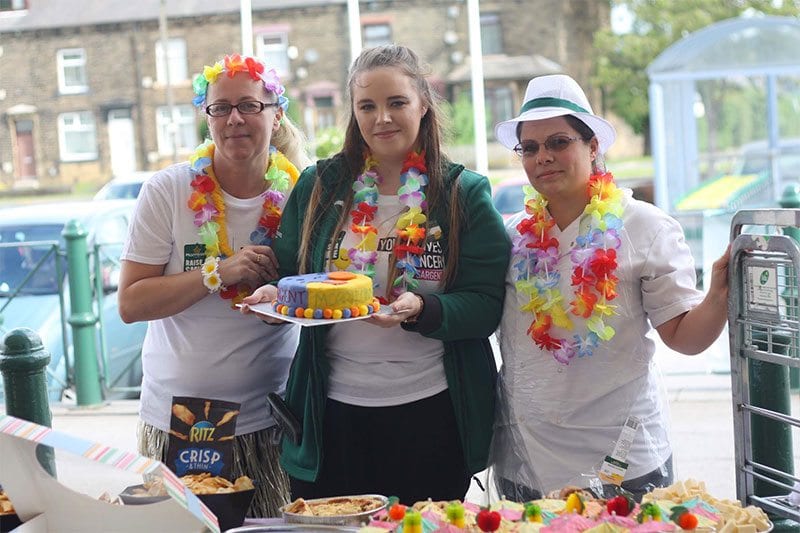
[192,54,288,111]
[187,139,299,308]
[335,151,428,298]
[511,172,624,365]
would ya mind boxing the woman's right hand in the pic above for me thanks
[242,284,278,306]
[240,284,287,324]
[220,245,279,287]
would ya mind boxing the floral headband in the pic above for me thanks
[192,54,288,111]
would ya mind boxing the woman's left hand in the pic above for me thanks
[365,291,422,328]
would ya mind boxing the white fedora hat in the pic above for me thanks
[495,74,616,155]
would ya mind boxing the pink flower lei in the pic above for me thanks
[337,151,428,300]
[511,172,625,364]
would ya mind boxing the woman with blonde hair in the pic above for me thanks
[119,54,309,517]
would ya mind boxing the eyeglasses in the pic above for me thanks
[513,135,579,157]
[205,101,280,117]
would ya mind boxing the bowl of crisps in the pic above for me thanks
[0,513,22,533]
[0,487,22,533]
[121,473,255,531]
[281,494,388,526]
[197,487,255,531]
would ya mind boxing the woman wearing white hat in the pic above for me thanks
[491,74,729,500]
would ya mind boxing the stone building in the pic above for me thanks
[0,0,609,191]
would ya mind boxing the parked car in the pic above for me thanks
[733,138,800,184]
[93,171,153,201]
[0,200,146,402]
[492,177,529,220]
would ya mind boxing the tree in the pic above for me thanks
[593,0,800,154]
[441,91,481,146]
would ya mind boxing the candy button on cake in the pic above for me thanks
[274,271,381,319]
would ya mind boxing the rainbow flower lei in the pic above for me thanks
[192,54,288,111]
[511,172,624,364]
[335,152,428,299]
[187,139,299,308]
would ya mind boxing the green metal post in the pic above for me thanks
[0,328,57,476]
[750,331,794,497]
[779,184,800,389]
[62,220,103,406]
[772,519,800,533]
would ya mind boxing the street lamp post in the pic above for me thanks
[159,0,178,164]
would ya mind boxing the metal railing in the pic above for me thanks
[0,235,142,403]
[729,209,800,527]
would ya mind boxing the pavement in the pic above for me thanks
[1,331,756,505]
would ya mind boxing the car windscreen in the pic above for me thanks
[98,182,143,200]
[493,185,526,215]
[0,224,65,295]
[739,148,800,181]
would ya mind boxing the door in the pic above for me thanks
[107,109,136,177]
[14,119,36,180]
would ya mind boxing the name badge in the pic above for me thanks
[184,243,206,272]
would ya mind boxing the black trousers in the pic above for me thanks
[497,455,674,502]
[290,390,471,504]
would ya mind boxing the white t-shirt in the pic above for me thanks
[324,194,447,407]
[494,189,704,492]
[121,162,299,435]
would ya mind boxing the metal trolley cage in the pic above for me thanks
[730,208,800,522]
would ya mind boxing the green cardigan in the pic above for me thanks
[272,154,511,481]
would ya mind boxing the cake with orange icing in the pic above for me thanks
[274,271,380,319]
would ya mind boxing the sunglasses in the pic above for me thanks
[513,135,579,157]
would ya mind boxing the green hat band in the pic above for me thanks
[520,97,589,115]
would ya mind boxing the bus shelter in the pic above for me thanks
[647,16,800,284]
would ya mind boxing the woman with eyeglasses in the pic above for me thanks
[490,74,729,501]
[118,54,310,517]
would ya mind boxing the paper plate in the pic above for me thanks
[118,484,170,505]
[227,525,360,532]
[240,303,395,327]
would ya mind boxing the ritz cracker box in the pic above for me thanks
[0,414,221,533]
[166,397,240,479]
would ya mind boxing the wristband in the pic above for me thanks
[201,256,224,293]
[402,293,425,325]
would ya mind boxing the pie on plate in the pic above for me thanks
[282,495,388,525]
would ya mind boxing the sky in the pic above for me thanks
[611,3,634,34]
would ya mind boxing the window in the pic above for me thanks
[480,13,503,54]
[313,96,336,131]
[0,0,26,11]
[58,112,97,161]
[57,48,88,94]
[363,23,392,48]
[156,105,197,155]
[256,32,290,77]
[155,38,188,84]
[487,86,514,138]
